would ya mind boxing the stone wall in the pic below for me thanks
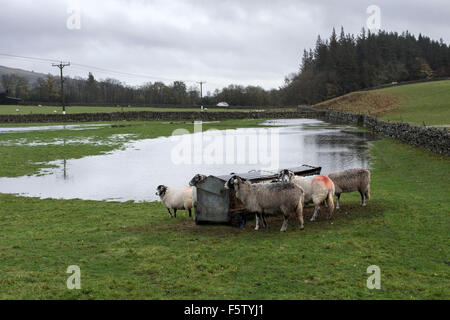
[0,111,316,123]
[363,115,449,156]
[297,106,450,156]
[0,109,448,156]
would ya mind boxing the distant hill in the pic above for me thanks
[313,80,450,126]
[0,65,49,85]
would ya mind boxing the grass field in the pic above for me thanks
[313,80,450,126]
[0,119,449,299]
[0,105,294,115]
[378,81,450,125]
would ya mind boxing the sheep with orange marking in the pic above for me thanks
[328,168,370,209]
[278,170,335,221]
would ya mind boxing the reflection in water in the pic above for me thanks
[62,136,68,181]
[63,158,67,180]
[0,119,378,202]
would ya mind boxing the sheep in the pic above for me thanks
[188,174,207,206]
[327,168,371,209]
[278,169,335,222]
[224,175,305,232]
[155,185,193,218]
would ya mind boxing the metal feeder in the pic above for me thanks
[194,165,321,226]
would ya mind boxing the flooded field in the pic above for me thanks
[0,123,109,133]
[0,119,378,202]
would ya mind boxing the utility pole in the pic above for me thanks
[52,61,70,114]
[197,81,205,110]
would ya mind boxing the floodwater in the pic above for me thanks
[0,124,109,133]
[0,119,378,202]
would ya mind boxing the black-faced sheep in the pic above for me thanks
[327,168,371,209]
[155,185,193,218]
[188,174,207,207]
[278,169,335,221]
[224,175,305,232]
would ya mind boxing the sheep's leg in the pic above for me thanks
[326,192,335,220]
[188,208,192,217]
[254,213,260,231]
[262,213,268,229]
[336,193,341,210]
[296,206,304,230]
[364,190,370,205]
[360,191,367,206]
[173,209,177,218]
[310,205,320,222]
[280,214,289,232]
[167,208,173,218]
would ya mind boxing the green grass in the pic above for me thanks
[0,119,448,299]
[377,80,450,126]
[0,105,292,115]
[313,80,450,126]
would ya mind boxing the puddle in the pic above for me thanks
[0,134,136,147]
[0,119,378,202]
[0,124,109,133]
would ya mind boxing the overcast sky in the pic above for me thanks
[1,0,449,92]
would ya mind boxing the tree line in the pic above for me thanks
[0,72,280,106]
[1,28,449,107]
[281,28,450,105]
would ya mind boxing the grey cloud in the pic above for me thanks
[0,0,449,91]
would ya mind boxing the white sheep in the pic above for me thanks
[155,185,193,218]
[224,175,305,232]
[188,174,207,207]
[328,168,371,209]
[279,169,335,222]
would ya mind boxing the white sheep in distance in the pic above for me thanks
[224,175,305,232]
[188,174,207,207]
[278,169,335,222]
[155,185,193,218]
[328,168,371,209]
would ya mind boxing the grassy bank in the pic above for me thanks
[0,120,448,299]
[378,81,450,125]
[313,80,450,126]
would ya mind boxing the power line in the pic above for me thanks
[0,53,60,63]
[71,62,192,83]
[0,52,219,86]
[52,61,70,113]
